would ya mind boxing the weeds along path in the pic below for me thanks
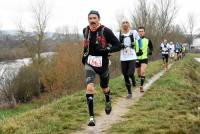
[72,64,172,134]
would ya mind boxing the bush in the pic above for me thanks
[0,42,122,105]
[12,66,41,103]
[40,43,84,93]
[40,42,122,94]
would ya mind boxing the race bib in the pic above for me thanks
[87,55,102,67]
[123,47,132,55]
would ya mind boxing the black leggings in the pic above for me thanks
[162,54,169,63]
[121,60,136,86]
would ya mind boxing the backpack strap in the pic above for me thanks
[119,31,134,43]
[100,25,105,36]
[119,31,124,44]
[83,26,90,50]
[84,26,90,40]
[129,33,134,43]
[97,25,106,38]
[97,25,108,48]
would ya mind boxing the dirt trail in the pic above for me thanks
[195,58,200,63]
[72,65,172,134]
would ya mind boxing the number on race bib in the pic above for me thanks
[87,55,103,67]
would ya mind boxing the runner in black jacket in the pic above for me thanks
[82,10,121,126]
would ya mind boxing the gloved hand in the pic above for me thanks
[136,49,143,56]
[82,56,85,65]
[82,52,88,65]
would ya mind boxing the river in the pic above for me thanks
[0,52,55,84]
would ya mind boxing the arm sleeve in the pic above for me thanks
[115,32,120,40]
[81,28,88,64]
[132,30,142,49]
[104,27,121,53]
[132,30,140,40]
[160,44,162,52]
[82,28,87,54]
[168,44,171,51]
[148,39,153,51]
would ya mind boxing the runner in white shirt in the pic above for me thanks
[169,41,175,61]
[160,39,170,71]
[115,18,142,98]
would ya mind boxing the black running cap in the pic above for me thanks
[88,10,100,18]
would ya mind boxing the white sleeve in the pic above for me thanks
[168,44,170,48]
[132,30,140,40]
[115,32,120,40]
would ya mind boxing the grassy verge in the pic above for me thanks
[0,95,56,121]
[0,59,163,134]
[107,54,200,134]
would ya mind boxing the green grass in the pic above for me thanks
[0,103,41,121]
[0,59,163,134]
[0,95,55,121]
[107,54,200,134]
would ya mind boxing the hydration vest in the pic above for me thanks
[83,25,108,49]
[119,31,135,48]
[136,38,149,60]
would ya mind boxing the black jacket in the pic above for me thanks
[82,25,121,71]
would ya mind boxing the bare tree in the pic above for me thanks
[18,21,35,59]
[131,0,158,37]
[0,65,16,107]
[53,25,80,43]
[132,0,177,36]
[71,25,80,42]
[131,0,150,29]
[156,0,177,38]
[167,24,186,43]
[17,0,51,95]
[182,13,197,51]
[131,0,158,56]
[63,25,71,41]
[31,0,50,62]
[129,0,179,59]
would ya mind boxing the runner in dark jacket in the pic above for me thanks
[82,10,121,126]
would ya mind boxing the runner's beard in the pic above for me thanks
[89,22,101,32]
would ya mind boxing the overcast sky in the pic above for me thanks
[0,0,199,33]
